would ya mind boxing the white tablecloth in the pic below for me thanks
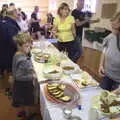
[40,84,103,120]
[31,41,107,120]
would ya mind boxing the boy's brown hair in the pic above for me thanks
[14,32,33,47]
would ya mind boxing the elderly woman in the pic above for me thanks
[53,2,82,62]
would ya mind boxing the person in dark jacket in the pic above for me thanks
[72,0,99,43]
[0,8,20,76]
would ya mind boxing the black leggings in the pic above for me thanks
[99,76,119,91]
[57,40,82,63]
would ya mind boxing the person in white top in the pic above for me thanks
[16,12,28,32]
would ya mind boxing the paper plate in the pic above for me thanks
[31,48,42,54]
[43,65,62,80]
[61,62,77,75]
[71,73,98,88]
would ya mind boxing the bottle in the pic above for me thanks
[88,107,99,120]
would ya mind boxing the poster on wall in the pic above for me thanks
[101,3,117,19]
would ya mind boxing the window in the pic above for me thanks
[74,0,97,13]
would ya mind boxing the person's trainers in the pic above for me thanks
[27,113,37,120]
[16,111,26,120]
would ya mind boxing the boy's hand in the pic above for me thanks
[99,66,105,77]
[33,73,37,79]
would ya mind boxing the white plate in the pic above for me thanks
[92,93,120,117]
[71,74,82,83]
[80,71,92,82]
[31,48,42,54]
[43,65,62,79]
[71,73,98,88]
[61,61,77,75]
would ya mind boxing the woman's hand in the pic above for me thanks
[112,88,120,94]
[99,66,105,77]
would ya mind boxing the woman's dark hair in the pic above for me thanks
[57,2,70,16]
[9,2,15,6]
[47,13,54,24]
[21,11,27,21]
[2,4,8,9]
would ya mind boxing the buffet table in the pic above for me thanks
[40,85,103,120]
[31,41,119,120]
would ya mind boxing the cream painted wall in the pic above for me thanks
[0,0,120,29]
[0,0,48,19]
[91,0,120,30]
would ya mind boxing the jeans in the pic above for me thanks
[57,40,82,63]
[99,76,120,91]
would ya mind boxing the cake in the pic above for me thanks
[47,83,71,102]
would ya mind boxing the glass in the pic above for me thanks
[39,37,46,52]
[88,107,99,120]
[59,51,68,60]
[63,108,72,119]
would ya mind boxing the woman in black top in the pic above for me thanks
[30,6,41,40]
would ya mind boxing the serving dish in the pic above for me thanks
[44,81,80,107]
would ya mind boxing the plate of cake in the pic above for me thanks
[44,82,80,107]
[71,72,98,88]
[34,52,51,63]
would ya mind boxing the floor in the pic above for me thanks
[0,90,17,120]
[0,88,42,120]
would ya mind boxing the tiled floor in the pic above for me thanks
[0,89,42,120]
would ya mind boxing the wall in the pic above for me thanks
[0,0,120,29]
[90,0,120,30]
[0,0,48,19]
